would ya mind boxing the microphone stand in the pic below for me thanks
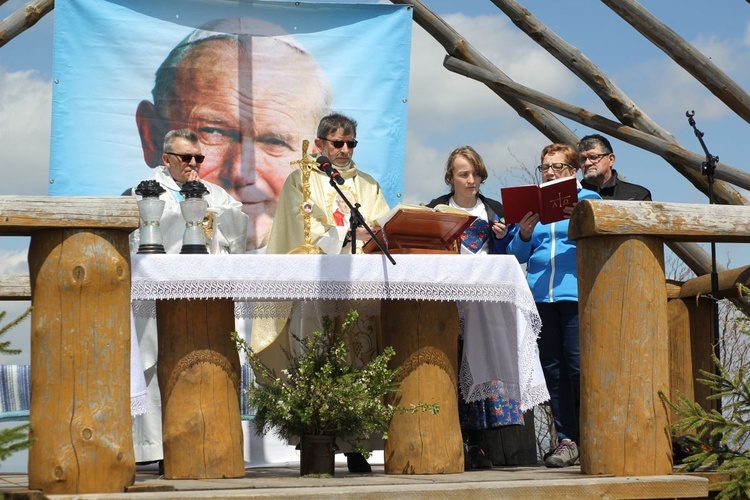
[686,110,721,414]
[325,176,396,266]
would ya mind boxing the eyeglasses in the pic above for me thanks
[537,163,573,173]
[319,137,358,149]
[165,152,205,164]
[580,152,611,164]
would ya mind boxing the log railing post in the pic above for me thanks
[155,298,244,479]
[569,200,750,477]
[0,196,139,495]
[381,299,464,474]
[576,234,671,476]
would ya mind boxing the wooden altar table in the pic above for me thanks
[130,253,545,477]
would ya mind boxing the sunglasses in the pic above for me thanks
[319,137,358,149]
[165,152,205,164]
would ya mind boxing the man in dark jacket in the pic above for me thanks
[578,134,652,201]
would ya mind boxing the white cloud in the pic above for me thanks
[402,13,573,204]
[0,248,29,275]
[619,32,750,131]
[0,67,52,196]
[406,14,576,132]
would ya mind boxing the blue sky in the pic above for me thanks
[0,0,748,353]
[0,0,747,475]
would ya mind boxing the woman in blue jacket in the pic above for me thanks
[506,143,601,468]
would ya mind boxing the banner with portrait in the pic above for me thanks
[49,0,412,250]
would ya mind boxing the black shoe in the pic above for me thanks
[345,452,372,473]
[136,459,164,475]
[464,444,493,470]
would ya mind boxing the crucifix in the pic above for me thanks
[288,139,325,254]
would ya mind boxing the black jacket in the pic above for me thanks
[426,193,508,254]
[581,169,652,201]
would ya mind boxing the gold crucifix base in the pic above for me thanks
[288,243,324,255]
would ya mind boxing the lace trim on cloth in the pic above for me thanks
[130,255,539,310]
[458,304,547,412]
[132,279,533,305]
[131,393,150,417]
[132,300,156,318]
[235,301,292,319]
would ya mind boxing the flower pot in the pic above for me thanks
[299,435,338,476]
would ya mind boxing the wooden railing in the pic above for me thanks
[0,196,139,495]
[3,196,749,492]
[569,199,750,477]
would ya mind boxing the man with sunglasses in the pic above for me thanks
[130,128,248,254]
[129,128,248,470]
[578,134,652,201]
[260,113,389,472]
[266,112,389,254]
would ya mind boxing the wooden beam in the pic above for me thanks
[0,196,139,236]
[0,275,31,300]
[0,0,53,49]
[602,0,750,124]
[390,0,579,146]
[443,55,750,196]
[488,0,749,206]
[569,200,750,242]
[676,266,750,299]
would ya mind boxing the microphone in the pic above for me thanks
[316,156,344,185]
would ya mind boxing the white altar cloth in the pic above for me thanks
[131,254,548,411]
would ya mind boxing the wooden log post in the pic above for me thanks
[665,266,748,415]
[667,298,697,422]
[568,200,750,477]
[381,299,463,474]
[576,233,671,476]
[0,196,140,495]
[155,298,244,479]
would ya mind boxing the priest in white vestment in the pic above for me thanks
[254,113,390,472]
[129,128,248,466]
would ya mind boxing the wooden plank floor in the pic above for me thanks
[0,464,710,499]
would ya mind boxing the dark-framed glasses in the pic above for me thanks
[319,137,358,149]
[537,163,572,173]
[580,152,611,164]
[165,152,205,164]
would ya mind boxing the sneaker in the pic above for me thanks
[544,439,579,468]
[464,444,493,470]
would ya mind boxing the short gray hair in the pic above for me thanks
[163,128,199,152]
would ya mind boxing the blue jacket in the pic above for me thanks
[506,186,601,303]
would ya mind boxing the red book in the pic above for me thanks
[500,176,578,225]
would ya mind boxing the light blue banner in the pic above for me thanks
[50,0,411,237]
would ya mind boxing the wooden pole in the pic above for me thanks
[27,228,135,494]
[577,234,672,476]
[155,298,244,479]
[667,298,716,416]
[381,300,463,474]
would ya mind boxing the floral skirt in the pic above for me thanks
[458,332,524,430]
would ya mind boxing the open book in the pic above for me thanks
[363,203,476,254]
[500,176,578,225]
[374,203,471,227]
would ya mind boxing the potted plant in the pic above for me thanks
[234,310,436,476]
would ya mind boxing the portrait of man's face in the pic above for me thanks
[136,32,332,251]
